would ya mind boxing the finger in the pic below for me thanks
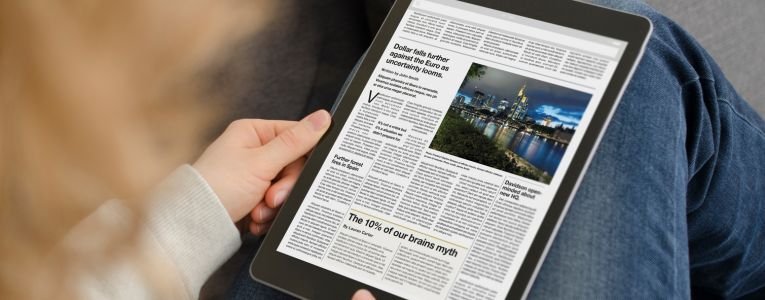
[351,289,375,300]
[249,119,302,145]
[256,110,330,176]
[265,157,305,208]
[249,221,272,236]
[250,201,278,224]
[222,119,298,148]
[280,155,307,178]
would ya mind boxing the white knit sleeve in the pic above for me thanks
[143,164,242,298]
[73,164,241,299]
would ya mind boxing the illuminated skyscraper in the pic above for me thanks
[543,116,553,127]
[485,95,496,108]
[472,90,486,107]
[453,95,466,106]
[508,83,529,121]
[497,99,510,112]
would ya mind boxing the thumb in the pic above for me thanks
[351,289,375,300]
[257,110,331,175]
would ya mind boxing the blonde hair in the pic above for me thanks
[0,0,266,298]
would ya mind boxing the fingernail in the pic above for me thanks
[274,189,288,206]
[304,110,330,131]
[259,207,276,222]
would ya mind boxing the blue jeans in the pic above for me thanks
[227,0,765,298]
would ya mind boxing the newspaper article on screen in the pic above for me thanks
[276,0,628,299]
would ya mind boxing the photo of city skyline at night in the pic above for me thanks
[429,63,592,184]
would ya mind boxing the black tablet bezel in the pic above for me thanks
[251,1,652,299]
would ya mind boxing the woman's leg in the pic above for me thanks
[529,1,765,298]
[226,236,298,299]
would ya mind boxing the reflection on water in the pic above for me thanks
[467,116,566,175]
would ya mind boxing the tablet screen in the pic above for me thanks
[277,0,628,299]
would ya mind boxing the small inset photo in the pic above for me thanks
[430,63,593,184]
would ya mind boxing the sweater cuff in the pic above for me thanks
[145,164,241,298]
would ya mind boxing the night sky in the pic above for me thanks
[457,64,592,129]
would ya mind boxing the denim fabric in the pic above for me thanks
[227,0,765,298]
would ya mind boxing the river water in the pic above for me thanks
[468,116,566,176]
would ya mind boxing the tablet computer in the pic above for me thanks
[251,0,651,299]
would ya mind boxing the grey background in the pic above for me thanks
[643,0,765,114]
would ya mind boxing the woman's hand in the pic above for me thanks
[193,110,331,231]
